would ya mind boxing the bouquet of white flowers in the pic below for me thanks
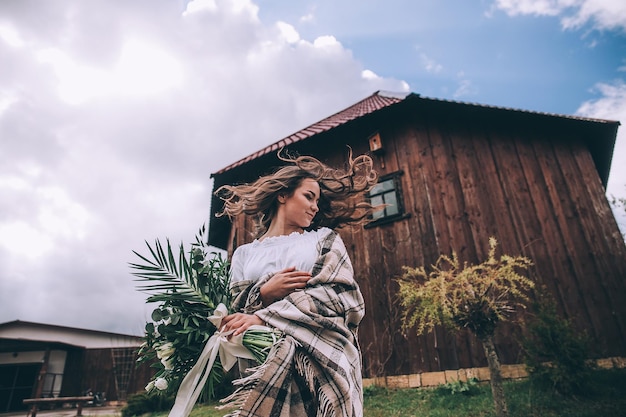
[131,225,280,415]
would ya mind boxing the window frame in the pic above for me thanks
[364,170,411,229]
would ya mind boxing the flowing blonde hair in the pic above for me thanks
[215,150,378,237]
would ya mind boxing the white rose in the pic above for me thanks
[154,377,168,391]
[145,381,155,392]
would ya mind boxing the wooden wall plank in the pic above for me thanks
[475,130,541,363]
[387,119,446,374]
[554,138,624,355]
[81,349,116,400]
[513,132,575,319]
[572,145,626,349]
[447,118,504,368]
[408,113,460,372]
[397,119,443,374]
[470,126,524,257]
[532,139,603,340]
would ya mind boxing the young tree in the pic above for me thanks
[397,237,534,417]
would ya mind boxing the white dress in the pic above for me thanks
[229,227,332,284]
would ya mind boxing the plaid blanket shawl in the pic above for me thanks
[223,230,365,417]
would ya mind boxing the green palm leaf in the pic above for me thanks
[132,225,281,405]
[130,225,229,309]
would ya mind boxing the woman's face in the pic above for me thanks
[278,178,320,230]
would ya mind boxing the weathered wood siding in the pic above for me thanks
[223,100,626,378]
[62,348,154,400]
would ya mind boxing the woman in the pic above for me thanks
[215,151,377,417]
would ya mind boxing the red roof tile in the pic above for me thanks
[213,91,618,176]
[213,91,408,175]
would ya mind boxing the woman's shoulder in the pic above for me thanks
[314,227,344,249]
[315,226,335,240]
[232,241,254,259]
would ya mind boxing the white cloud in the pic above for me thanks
[0,221,55,259]
[0,22,25,48]
[36,39,184,105]
[0,0,408,334]
[578,80,626,122]
[300,13,315,23]
[419,53,443,74]
[184,0,259,17]
[0,168,92,259]
[362,69,410,92]
[453,71,478,99]
[299,4,317,24]
[183,0,218,15]
[491,0,626,31]
[361,69,379,80]
[453,79,474,99]
[561,0,626,31]
[0,91,17,115]
[114,40,185,95]
[276,21,300,44]
[313,35,342,49]
[491,0,564,17]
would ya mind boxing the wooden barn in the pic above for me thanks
[0,320,153,413]
[208,91,626,379]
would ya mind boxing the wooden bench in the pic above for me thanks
[23,396,94,417]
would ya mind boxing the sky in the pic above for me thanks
[1,0,625,336]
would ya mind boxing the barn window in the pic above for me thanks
[365,171,410,228]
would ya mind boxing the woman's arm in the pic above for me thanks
[223,266,310,334]
[259,266,311,306]
[220,312,264,336]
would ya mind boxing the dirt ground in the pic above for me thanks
[0,405,122,417]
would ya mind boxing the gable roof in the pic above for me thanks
[0,320,142,349]
[212,90,619,177]
[212,91,409,175]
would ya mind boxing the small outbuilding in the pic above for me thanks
[208,91,626,379]
[0,320,152,413]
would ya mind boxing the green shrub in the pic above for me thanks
[435,377,480,396]
[363,384,388,398]
[522,289,594,396]
[121,391,175,417]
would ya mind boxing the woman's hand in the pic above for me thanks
[221,313,264,336]
[260,266,311,306]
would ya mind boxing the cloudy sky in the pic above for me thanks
[1,0,625,336]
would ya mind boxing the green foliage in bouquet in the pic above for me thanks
[130,224,231,401]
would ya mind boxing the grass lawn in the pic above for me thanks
[362,368,626,416]
[134,368,626,417]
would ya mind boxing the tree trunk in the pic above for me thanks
[480,335,509,417]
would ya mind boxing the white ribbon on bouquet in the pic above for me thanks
[168,303,271,417]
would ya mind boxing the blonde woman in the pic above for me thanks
[215,151,377,417]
